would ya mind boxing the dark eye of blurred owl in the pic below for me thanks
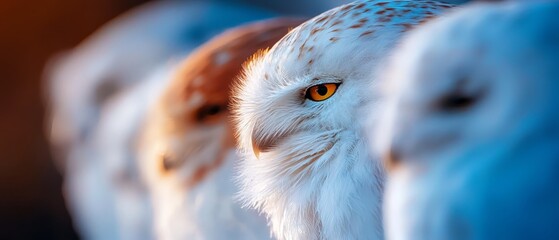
[438,93,477,112]
[196,104,223,121]
[305,83,340,102]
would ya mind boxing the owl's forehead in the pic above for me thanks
[165,19,303,117]
[392,2,559,108]
[174,53,232,102]
[163,47,253,120]
[275,0,451,51]
[262,0,451,81]
[392,51,481,107]
[181,19,304,95]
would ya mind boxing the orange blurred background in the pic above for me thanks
[0,0,150,238]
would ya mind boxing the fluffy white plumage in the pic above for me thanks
[138,19,303,240]
[372,1,559,239]
[89,64,172,239]
[233,1,452,239]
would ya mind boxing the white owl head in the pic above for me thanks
[372,1,559,239]
[233,1,452,239]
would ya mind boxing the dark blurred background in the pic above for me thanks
[0,0,151,239]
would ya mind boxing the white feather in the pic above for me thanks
[372,1,559,239]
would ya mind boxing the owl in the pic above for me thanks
[138,18,304,240]
[232,1,452,239]
[44,1,278,239]
[371,1,559,240]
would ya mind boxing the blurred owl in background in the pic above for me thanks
[233,0,452,239]
[44,1,279,239]
[138,18,304,240]
[372,1,559,240]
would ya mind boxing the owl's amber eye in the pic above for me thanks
[305,83,340,102]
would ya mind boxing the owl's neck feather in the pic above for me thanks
[258,131,385,240]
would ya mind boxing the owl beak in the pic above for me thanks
[250,128,278,159]
[252,138,261,159]
[384,147,402,171]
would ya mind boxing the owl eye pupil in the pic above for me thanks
[196,104,223,121]
[316,85,328,96]
[205,105,221,115]
[305,82,339,102]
